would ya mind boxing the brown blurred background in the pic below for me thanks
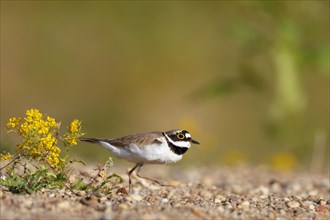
[1,1,329,172]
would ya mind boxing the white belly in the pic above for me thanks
[98,141,183,164]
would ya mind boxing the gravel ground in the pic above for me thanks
[0,166,329,220]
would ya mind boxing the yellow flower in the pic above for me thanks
[46,116,57,128]
[0,152,13,161]
[25,109,42,122]
[65,137,77,145]
[68,119,80,133]
[6,117,21,129]
[6,108,84,173]
[47,146,63,171]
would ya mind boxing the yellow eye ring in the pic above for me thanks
[177,133,185,140]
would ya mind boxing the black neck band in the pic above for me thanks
[162,132,189,155]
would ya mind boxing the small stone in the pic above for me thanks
[198,190,213,200]
[75,191,86,197]
[161,198,169,203]
[116,187,128,195]
[80,195,99,206]
[127,194,143,201]
[49,193,55,198]
[215,194,226,202]
[251,197,259,203]
[99,196,108,202]
[315,205,328,213]
[117,203,129,210]
[225,202,233,209]
[270,182,282,193]
[93,191,104,198]
[168,180,180,186]
[238,201,250,209]
[57,201,70,210]
[287,201,300,208]
[24,199,33,208]
[290,183,302,192]
[214,198,221,204]
[319,200,326,206]
[257,186,269,195]
[146,196,157,203]
[309,204,315,211]
[280,209,286,215]
[302,201,312,208]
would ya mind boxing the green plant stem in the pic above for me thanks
[0,156,20,171]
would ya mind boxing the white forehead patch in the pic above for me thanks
[185,133,191,138]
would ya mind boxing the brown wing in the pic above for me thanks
[105,131,163,148]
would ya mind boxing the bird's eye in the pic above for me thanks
[177,133,185,140]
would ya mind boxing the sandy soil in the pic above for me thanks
[0,166,329,220]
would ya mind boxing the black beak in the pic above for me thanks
[191,139,200,145]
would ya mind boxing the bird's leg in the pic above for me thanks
[127,163,143,192]
[135,164,166,187]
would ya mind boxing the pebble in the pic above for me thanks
[302,201,313,208]
[75,191,86,197]
[198,190,213,200]
[225,202,233,209]
[146,196,157,203]
[117,203,129,210]
[270,181,283,193]
[57,201,70,210]
[24,199,33,208]
[214,198,221,204]
[238,200,250,209]
[49,193,55,198]
[127,194,143,202]
[80,195,99,206]
[161,198,169,203]
[315,205,328,213]
[286,201,300,208]
[308,204,315,211]
[319,200,326,206]
[93,191,104,198]
[256,186,269,195]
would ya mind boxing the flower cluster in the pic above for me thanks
[64,119,84,146]
[5,109,84,173]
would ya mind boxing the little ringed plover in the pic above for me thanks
[80,129,199,191]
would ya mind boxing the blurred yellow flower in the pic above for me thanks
[0,152,13,161]
[271,152,298,171]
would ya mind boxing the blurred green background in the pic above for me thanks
[1,1,329,172]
